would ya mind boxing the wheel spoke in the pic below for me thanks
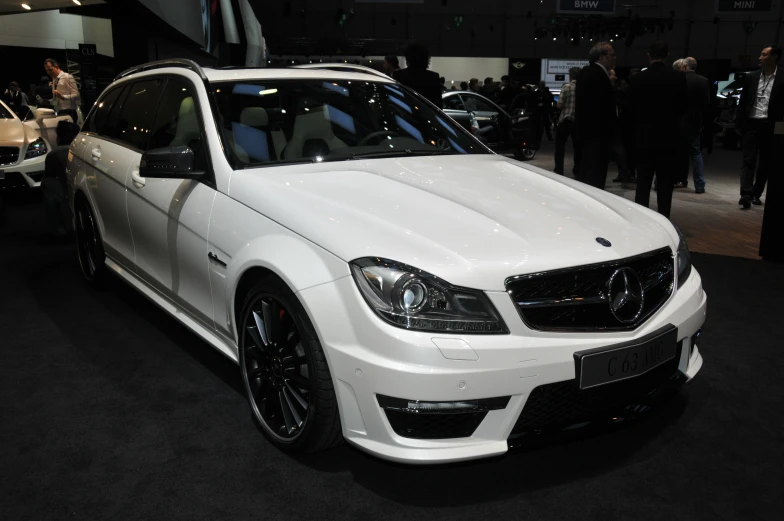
[279,391,298,434]
[247,366,264,379]
[282,388,304,428]
[244,343,265,362]
[252,310,270,347]
[286,332,301,352]
[284,381,308,410]
[262,300,278,345]
[284,371,310,389]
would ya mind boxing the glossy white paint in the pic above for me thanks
[0,99,50,188]
[69,64,706,464]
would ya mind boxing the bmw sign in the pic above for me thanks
[557,0,615,14]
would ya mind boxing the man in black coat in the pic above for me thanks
[736,45,783,209]
[576,41,618,189]
[394,43,442,109]
[630,41,688,218]
[675,57,710,193]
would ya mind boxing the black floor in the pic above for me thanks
[1,195,783,520]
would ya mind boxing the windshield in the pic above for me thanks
[211,79,488,167]
[0,101,14,119]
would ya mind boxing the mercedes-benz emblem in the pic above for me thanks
[596,237,612,247]
[608,268,644,323]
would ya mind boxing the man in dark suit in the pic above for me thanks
[630,41,688,218]
[576,41,618,189]
[676,57,710,193]
[736,45,783,209]
[393,43,442,109]
[41,120,80,240]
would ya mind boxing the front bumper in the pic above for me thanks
[0,153,47,188]
[298,268,706,464]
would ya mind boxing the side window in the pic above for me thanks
[462,95,496,113]
[148,78,207,171]
[83,86,123,135]
[443,95,466,111]
[113,79,165,151]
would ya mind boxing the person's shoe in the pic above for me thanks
[752,197,763,206]
[695,188,705,194]
[739,196,751,209]
[612,176,622,182]
[674,182,688,189]
[553,169,564,175]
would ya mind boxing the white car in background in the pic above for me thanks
[0,99,49,188]
[67,60,706,464]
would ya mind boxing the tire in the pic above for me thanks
[514,147,537,161]
[74,197,107,286]
[238,275,342,453]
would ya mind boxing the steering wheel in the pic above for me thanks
[357,130,400,146]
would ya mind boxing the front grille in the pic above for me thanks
[505,247,674,332]
[0,146,20,166]
[509,344,681,437]
[383,409,489,439]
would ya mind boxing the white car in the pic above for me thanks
[0,99,49,188]
[67,59,706,464]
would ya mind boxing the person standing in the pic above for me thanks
[576,41,618,189]
[630,41,688,219]
[393,43,442,109]
[675,57,710,193]
[736,45,783,209]
[41,120,80,240]
[383,56,400,77]
[554,67,581,176]
[44,58,80,123]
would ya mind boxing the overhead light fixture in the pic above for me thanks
[21,3,32,9]
[258,88,278,96]
[73,0,81,5]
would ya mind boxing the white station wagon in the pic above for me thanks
[67,60,706,464]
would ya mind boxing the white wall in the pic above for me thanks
[0,11,114,57]
[420,57,509,86]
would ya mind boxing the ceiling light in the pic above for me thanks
[21,4,32,10]
[73,0,82,5]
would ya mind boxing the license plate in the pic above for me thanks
[574,326,678,390]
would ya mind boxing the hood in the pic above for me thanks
[229,155,677,291]
[0,117,28,146]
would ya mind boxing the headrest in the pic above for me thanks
[240,107,269,127]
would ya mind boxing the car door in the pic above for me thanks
[441,93,472,131]
[460,94,501,144]
[79,84,137,268]
[124,76,216,329]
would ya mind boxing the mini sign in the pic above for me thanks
[717,0,772,11]
[557,0,615,14]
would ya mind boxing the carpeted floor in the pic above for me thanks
[1,196,782,521]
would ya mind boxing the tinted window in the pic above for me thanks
[212,79,486,166]
[462,95,496,113]
[443,95,465,111]
[148,78,207,171]
[83,86,124,135]
[113,79,165,150]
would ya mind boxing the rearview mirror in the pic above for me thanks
[139,146,204,179]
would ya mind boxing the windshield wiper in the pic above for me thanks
[349,149,454,160]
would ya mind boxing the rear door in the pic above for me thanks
[79,83,137,268]
[124,76,216,329]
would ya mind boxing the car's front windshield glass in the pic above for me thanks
[211,79,488,167]
[0,102,14,119]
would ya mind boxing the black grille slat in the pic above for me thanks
[506,248,674,332]
[0,146,20,166]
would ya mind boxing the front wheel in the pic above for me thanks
[515,147,537,161]
[238,276,342,453]
[74,198,107,285]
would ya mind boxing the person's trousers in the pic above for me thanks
[676,133,705,190]
[636,148,677,218]
[610,135,630,179]
[579,137,610,189]
[41,178,71,236]
[690,135,705,190]
[740,118,774,199]
[554,119,580,175]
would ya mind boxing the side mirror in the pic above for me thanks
[139,146,204,179]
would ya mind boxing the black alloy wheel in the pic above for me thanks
[75,200,106,284]
[239,277,342,452]
[515,147,537,161]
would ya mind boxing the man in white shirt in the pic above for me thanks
[44,58,81,124]
[736,45,782,209]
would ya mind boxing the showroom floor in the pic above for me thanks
[1,147,782,520]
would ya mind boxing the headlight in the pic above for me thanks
[25,137,47,159]
[675,226,692,288]
[350,258,509,334]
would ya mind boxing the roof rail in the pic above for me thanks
[291,63,391,80]
[114,59,208,82]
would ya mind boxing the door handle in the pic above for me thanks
[91,148,101,160]
[131,169,146,187]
